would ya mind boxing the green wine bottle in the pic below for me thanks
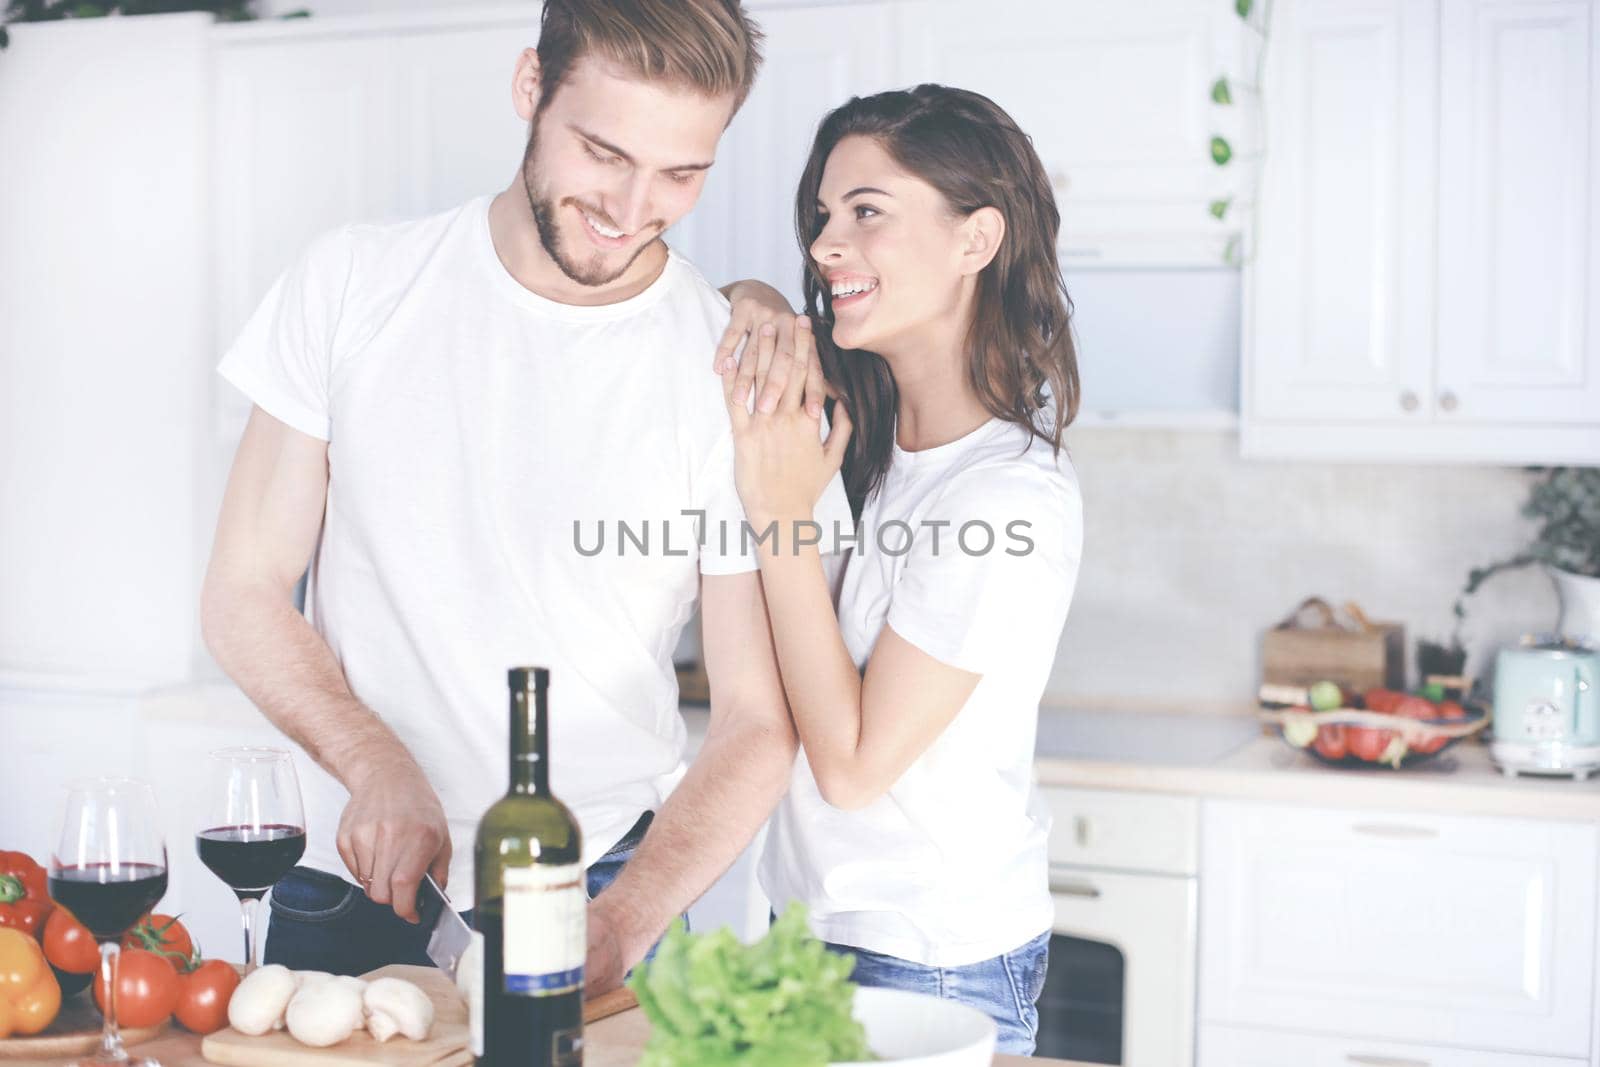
[474,667,585,1066]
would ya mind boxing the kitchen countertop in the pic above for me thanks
[37,1010,1093,1067]
[686,702,1600,822]
[1033,706,1600,822]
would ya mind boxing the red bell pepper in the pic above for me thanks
[0,850,55,939]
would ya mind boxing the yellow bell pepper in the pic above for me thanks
[0,927,61,1037]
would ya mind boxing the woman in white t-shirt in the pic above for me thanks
[713,85,1084,1055]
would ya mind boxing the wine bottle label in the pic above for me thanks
[502,863,586,995]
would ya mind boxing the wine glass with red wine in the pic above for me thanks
[48,778,169,1067]
[195,747,305,970]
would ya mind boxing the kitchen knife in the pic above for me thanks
[419,872,476,983]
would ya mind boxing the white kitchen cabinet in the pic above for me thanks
[1245,0,1439,424]
[0,13,213,688]
[1243,0,1600,463]
[893,0,1247,266]
[665,2,897,306]
[1200,1022,1591,1067]
[1435,0,1600,424]
[1199,798,1599,1060]
[211,12,533,439]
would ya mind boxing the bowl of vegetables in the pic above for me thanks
[1259,680,1490,769]
[628,904,996,1067]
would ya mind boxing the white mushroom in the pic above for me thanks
[455,933,483,1002]
[362,977,435,1042]
[293,971,334,988]
[457,931,485,1056]
[227,964,298,1036]
[284,976,366,1047]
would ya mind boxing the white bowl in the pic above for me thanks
[830,986,998,1067]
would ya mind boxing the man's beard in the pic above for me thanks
[521,138,660,289]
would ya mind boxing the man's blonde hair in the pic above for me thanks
[536,0,764,117]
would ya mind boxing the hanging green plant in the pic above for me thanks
[0,0,292,48]
[1207,0,1272,262]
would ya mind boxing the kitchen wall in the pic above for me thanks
[1047,426,1552,711]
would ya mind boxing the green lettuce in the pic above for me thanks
[626,903,873,1067]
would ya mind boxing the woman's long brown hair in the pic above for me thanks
[796,85,1080,516]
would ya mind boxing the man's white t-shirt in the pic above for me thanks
[218,194,849,909]
[760,414,1083,967]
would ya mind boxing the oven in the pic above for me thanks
[1033,788,1199,1067]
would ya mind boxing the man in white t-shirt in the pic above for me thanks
[201,0,846,992]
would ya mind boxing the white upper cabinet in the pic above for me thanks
[1244,0,1600,463]
[893,0,1245,266]
[211,14,535,435]
[1246,0,1439,424]
[1435,0,1600,423]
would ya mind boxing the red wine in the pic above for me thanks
[196,824,306,899]
[48,864,168,940]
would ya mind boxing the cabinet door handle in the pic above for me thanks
[1049,875,1102,899]
[1439,390,1458,412]
[1399,389,1419,412]
[1346,1055,1431,1067]
[1351,822,1439,839]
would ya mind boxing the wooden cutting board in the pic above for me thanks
[200,965,637,1067]
[0,987,167,1060]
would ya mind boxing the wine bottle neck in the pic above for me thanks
[508,683,550,796]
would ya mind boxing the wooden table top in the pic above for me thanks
[25,1006,1093,1067]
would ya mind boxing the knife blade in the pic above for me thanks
[418,872,476,983]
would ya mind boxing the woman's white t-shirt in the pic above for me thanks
[760,414,1083,967]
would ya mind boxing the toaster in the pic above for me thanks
[1489,637,1600,779]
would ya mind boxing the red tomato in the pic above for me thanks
[1438,700,1468,720]
[1362,689,1405,713]
[1392,695,1438,720]
[93,948,179,1028]
[43,907,100,974]
[1313,723,1349,760]
[1347,725,1395,762]
[1394,695,1447,753]
[122,914,194,967]
[174,959,239,1035]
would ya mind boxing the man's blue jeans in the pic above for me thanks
[262,813,653,974]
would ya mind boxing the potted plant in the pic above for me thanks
[1,0,278,50]
[1453,467,1600,648]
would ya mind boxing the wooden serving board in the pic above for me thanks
[200,965,637,1067]
[0,987,167,1060]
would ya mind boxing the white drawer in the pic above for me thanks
[1200,799,1600,1059]
[1041,787,1198,875]
[1199,1022,1590,1067]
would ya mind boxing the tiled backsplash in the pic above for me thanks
[1046,427,1555,711]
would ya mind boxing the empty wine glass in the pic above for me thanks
[48,778,168,1067]
[195,747,305,970]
